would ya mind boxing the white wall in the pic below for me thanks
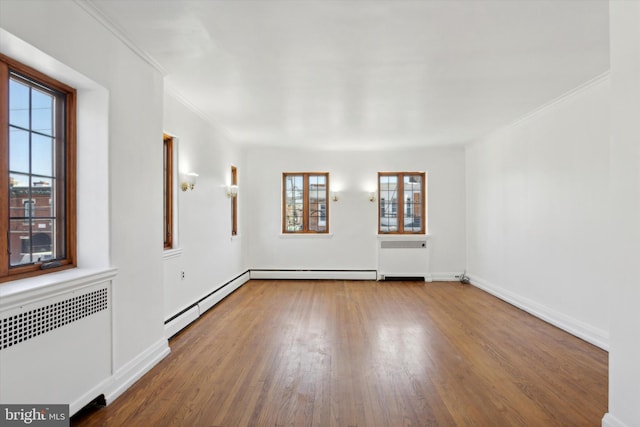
[465,75,610,349]
[0,0,167,409]
[5,2,634,423]
[162,90,246,320]
[605,2,640,426]
[245,146,466,277]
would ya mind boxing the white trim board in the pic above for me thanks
[249,270,463,282]
[430,272,461,282]
[199,271,250,313]
[164,271,251,338]
[480,71,610,142]
[105,338,170,407]
[76,0,166,74]
[468,274,608,350]
[164,306,199,339]
[602,413,630,427]
[250,270,377,281]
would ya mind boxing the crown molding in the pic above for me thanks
[74,0,167,75]
[478,70,611,143]
[164,82,237,143]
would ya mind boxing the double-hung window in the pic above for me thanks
[1,54,77,282]
[378,172,426,234]
[282,173,329,234]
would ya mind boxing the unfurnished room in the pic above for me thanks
[1,1,639,426]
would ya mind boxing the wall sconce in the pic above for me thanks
[331,191,339,202]
[181,172,198,192]
[368,192,377,202]
[226,184,239,198]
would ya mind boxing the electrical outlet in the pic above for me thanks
[181,271,185,280]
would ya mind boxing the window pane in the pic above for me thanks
[33,178,54,219]
[308,175,327,232]
[9,219,55,266]
[31,88,54,136]
[8,223,30,266]
[9,173,29,218]
[379,175,398,232]
[32,225,54,254]
[8,173,59,267]
[285,175,303,232]
[32,134,54,176]
[9,78,29,128]
[404,175,422,232]
[24,200,35,221]
[9,128,29,174]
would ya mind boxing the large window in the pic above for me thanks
[163,134,173,249]
[1,54,77,282]
[282,173,329,234]
[378,172,426,234]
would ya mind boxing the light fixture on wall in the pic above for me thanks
[331,191,338,202]
[181,172,198,192]
[226,184,239,198]
[368,192,376,202]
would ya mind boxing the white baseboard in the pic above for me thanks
[468,274,609,350]
[163,271,251,340]
[69,376,113,416]
[602,413,629,427]
[164,306,200,339]
[430,272,460,281]
[249,270,462,282]
[105,338,170,405]
[199,271,250,313]
[250,270,377,280]
[98,273,251,412]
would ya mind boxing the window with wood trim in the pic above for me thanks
[282,173,329,234]
[1,54,77,282]
[163,134,173,249]
[231,165,238,236]
[378,172,426,234]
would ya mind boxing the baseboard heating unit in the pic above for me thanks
[377,236,431,281]
[0,270,115,414]
[249,270,377,280]
[164,271,250,339]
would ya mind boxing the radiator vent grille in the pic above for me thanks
[380,240,426,249]
[1,288,108,350]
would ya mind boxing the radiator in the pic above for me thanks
[377,237,431,281]
[0,278,112,412]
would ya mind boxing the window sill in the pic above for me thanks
[280,233,334,239]
[0,267,118,311]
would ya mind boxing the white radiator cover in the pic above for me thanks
[0,273,113,413]
[377,235,432,281]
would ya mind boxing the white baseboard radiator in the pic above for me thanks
[165,271,250,339]
[377,237,432,281]
[0,275,113,414]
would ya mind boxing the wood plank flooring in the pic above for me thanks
[71,280,608,426]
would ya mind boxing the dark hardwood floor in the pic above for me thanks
[72,280,608,426]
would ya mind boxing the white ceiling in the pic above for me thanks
[88,0,609,150]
